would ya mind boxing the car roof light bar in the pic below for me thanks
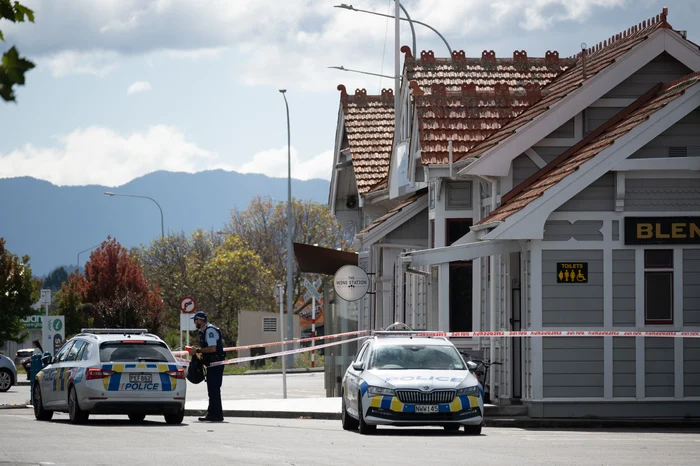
[80,328,149,334]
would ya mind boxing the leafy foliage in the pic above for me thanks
[0,237,41,347]
[56,237,166,336]
[0,0,35,102]
[225,196,353,308]
[136,230,273,343]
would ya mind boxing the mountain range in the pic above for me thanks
[0,170,330,276]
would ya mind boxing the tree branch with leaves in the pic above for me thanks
[0,0,34,102]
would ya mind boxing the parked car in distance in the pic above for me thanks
[0,353,18,392]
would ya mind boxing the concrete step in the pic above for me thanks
[486,404,528,417]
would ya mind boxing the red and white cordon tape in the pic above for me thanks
[171,329,700,367]
[171,329,370,358]
[175,335,369,367]
[410,330,700,338]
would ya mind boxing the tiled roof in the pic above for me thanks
[338,85,394,195]
[405,47,575,165]
[464,9,674,161]
[359,188,427,234]
[478,71,700,225]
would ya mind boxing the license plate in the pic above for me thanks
[129,373,152,383]
[415,405,439,414]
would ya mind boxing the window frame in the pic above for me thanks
[643,249,674,325]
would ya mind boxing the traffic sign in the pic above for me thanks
[180,296,196,314]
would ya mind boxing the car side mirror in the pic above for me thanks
[467,361,478,371]
[352,362,364,371]
[41,354,52,366]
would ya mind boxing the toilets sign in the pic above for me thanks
[333,265,370,302]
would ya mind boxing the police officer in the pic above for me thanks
[187,311,225,422]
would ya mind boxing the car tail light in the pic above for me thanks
[123,340,145,344]
[86,368,116,380]
[166,368,185,379]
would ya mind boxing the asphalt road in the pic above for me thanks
[0,372,325,407]
[1,409,699,466]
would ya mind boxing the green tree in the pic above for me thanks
[193,235,275,341]
[42,266,69,292]
[225,196,353,307]
[0,0,35,102]
[0,238,40,347]
[56,238,166,335]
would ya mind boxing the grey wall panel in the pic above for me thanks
[543,337,604,397]
[604,52,692,99]
[645,338,674,398]
[630,109,700,159]
[684,250,700,326]
[684,339,700,397]
[557,173,615,212]
[613,338,636,397]
[625,178,700,212]
[542,250,603,326]
[613,250,636,326]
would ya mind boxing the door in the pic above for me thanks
[55,339,86,408]
[449,262,473,332]
[345,341,370,416]
[42,340,74,407]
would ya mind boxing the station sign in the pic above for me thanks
[624,216,700,245]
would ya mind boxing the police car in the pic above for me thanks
[341,323,484,435]
[33,328,186,424]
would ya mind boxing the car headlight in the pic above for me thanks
[456,385,479,396]
[367,386,395,397]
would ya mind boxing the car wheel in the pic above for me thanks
[463,424,482,436]
[33,383,53,421]
[341,391,358,431]
[0,369,13,392]
[128,413,146,422]
[68,386,89,424]
[357,391,376,435]
[444,425,461,431]
[164,409,185,425]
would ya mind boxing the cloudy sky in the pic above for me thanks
[1,0,698,187]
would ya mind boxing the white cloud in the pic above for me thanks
[236,147,333,181]
[4,0,634,88]
[43,50,119,78]
[127,81,152,95]
[0,125,234,187]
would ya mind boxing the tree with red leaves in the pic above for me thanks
[57,237,165,336]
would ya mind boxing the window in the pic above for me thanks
[79,343,92,361]
[66,340,85,362]
[354,342,370,364]
[99,342,174,363]
[262,317,277,332]
[644,249,673,325]
[446,218,473,246]
[55,341,74,363]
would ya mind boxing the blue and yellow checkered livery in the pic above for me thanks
[368,394,480,413]
[99,363,179,391]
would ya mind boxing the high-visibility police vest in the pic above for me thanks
[199,323,225,365]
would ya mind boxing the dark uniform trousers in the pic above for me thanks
[200,323,225,420]
[206,364,224,419]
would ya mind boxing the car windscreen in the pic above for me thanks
[369,344,466,370]
[99,341,175,363]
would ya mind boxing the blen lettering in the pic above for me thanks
[637,222,700,239]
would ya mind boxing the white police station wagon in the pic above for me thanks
[341,324,484,435]
[33,328,186,424]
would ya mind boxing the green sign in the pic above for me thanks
[21,315,43,329]
[52,319,63,331]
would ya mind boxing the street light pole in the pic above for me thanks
[279,89,294,368]
[104,192,165,238]
[334,3,452,57]
[328,66,394,79]
[77,243,102,272]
